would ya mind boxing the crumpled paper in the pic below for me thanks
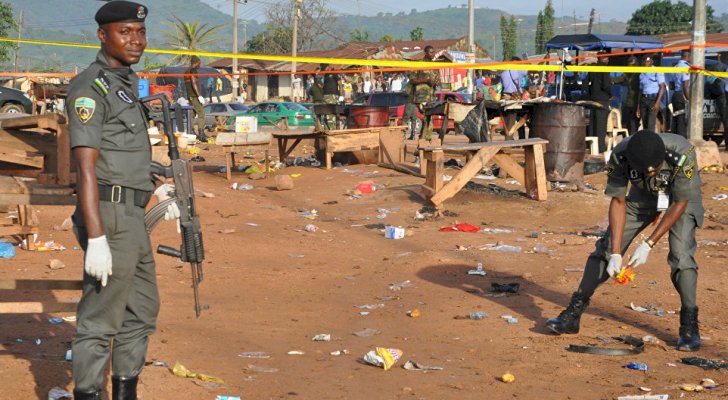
[362,347,403,371]
[172,361,224,383]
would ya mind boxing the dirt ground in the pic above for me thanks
[2,133,728,400]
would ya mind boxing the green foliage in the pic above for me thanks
[246,25,291,54]
[349,29,369,42]
[543,0,555,42]
[379,34,397,43]
[410,26,424,41]
[535,11,544,54]
[626,0,724,35]
[0,1,17,63]
[162,16,224,65]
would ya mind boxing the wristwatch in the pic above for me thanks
[646,239,656,248]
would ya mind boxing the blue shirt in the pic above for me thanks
[501,70,527,94]
[639,70,665,95]
[670,59,690,92]
[725,66,728,92]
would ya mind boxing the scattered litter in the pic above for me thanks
[312,334,331,342]
[65,349,72,361]
[48,259,65,270]
[480,244,522,253]
[500,373,516,383]
[439,223,480,233]
[455,244,469,251]
[564,268,584,273]
[353,328,380,338]
[481,228,513,234]
[215,396,241,400]
[403,360,443,371]
[297,209,318,220]
[48,387,73,400]
[642,335,660,345]
[701,378,717,388]
[389,280,414,291]
[681,356,728,370]
[395,252,412,257]
[712,194,728,201]
[195,189,215,198]
[467,262,486,276]
[22,240,66,251]
[230,182,253,191]
[533,243,553,255]
[362,347,403,370]
[443,175,453,182]
[355,182,376,194]
[630,302,665,317]
[246,364,279,373]
[218,229,236,234]
[288,253,305,258]
[473,174,496,180]
[384,226,405,239]
[35,338,42,346]
[359,304,385,310]
[407,309,421,318]
[0,241,16,259]
[624,362,649,372]
[360,311,370,316]
[304,224,319,233]
[529,231,540,238]
[238,352,270,359]
[469,311,488,320]
[617,395,668,400]
[172,362,224,383]
[287,350,305,355]
[501,315,519,324]
[639,387,652,392]
[62,316,76,322]
[150,361,167,367]
[680,383,704,392]
[245,222,260,227]
[48,317,64,324]
[330,349,350,356]
[614,267,636,286]
[53,217,74,231]
[491,282,520,294]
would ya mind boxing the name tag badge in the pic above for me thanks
[657,191,669,211]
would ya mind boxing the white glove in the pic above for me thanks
[606,253,623,278]
[628,241,652,268]
[154,184,180,221]
[85,235,112,287]
[198,96,205,105]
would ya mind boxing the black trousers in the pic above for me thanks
[639,95,659,131]
[672,91,688,138]
[590,101,609,153]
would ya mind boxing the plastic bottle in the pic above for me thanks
[230,182,253,191]
[469,311,488,320]
[491,245,522,253]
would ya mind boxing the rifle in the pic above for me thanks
[140,94,206,317]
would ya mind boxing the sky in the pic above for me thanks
[206,0,728,22]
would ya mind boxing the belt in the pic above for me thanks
[98,184,152,208]
[642,93,658,98]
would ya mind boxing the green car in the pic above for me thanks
[225,101,315,128]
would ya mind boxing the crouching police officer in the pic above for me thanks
[545,130,703,352]
[68,2,178,398]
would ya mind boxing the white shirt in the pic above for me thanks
[292,77,302,90]
[363,80,372,93]
[390,77,402,92]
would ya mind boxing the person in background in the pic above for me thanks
[587,51,613,153]
[636,55,665,132]
[185,55,208,142]
[66,2,179,398]
[612,56,641,134]
[363,75,372,94]
[374,75,385,93]
[305,75,314,102]
[724,61,728,150]
[292,74,303,103]
[404,45,440,140]
[343,77,353,102]
[500,57,529,139]
[546,130,703,353]
[206,75,214,103]
[670,52,691,138]
[310,67,324,103]
[389,73,403,92]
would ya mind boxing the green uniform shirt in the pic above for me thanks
[605,133,703,218]
[67,51,153,192]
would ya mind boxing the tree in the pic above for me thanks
[508,16,518,59]
[246,26,292,54]
[379,34,397,43]
[0,2,17,63]
[264,0,338,52]
[162,16,223,65]
[543,0,555,42]
[500,15,509,61]
[626,0,724,35]
[349,29,369,42]
[410,26,424,41]
[535,11,545,54]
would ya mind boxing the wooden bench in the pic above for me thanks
[324,126,407,169]
[421,138,549,206]
[215,131,271,181]
[272,130,325,163]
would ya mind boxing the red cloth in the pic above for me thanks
[439,223,480,233]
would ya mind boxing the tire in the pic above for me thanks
[0,103,24,114]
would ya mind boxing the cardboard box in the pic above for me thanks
[235,116,258,133]
[384,226,405,240]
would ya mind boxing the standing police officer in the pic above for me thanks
[546,130,703,352]
[67,2,177,398]
[670,52,691,138]
[636,56,666,131]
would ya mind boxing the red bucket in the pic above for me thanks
[149,84,176,103]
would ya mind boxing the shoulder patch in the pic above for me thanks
[93,71,110,96]
[74,97,96,124]
[683,162,695,180]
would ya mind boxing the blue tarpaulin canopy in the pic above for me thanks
[545,34,664,51]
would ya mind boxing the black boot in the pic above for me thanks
[73,389,101,400]
[112,375,138,400]
[677,307,701,352]
[545,293,590,335]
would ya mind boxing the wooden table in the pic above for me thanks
[272,130,324,162]
[324,126,408,169]
[216,131,271,181]
[420,138,549,206]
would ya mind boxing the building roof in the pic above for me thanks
[657,32,728,53]
[545,34,663,51]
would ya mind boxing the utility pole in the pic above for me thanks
[13,9,23,89]
[467,0,474,94]
[232,0,241,98]
[291,0,302,99]
[587,8,595,34]
[242,20,248,49]
[688,0,705,141]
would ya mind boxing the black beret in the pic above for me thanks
[625,130,666,173]
[95,1,148,26]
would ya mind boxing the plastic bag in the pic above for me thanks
[458,99,491,143]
